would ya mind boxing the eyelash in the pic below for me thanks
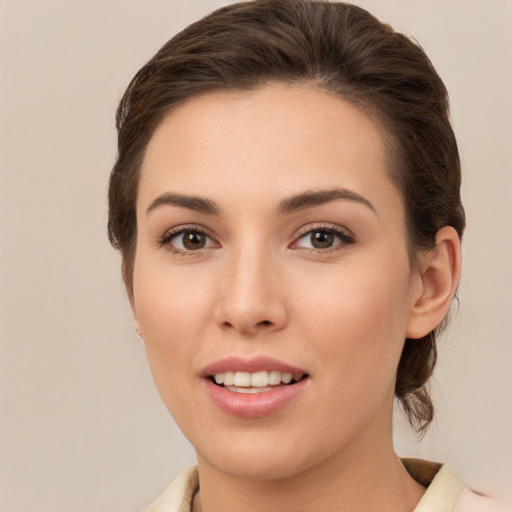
[157,224,355,254]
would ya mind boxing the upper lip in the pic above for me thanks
[201,356,307,377]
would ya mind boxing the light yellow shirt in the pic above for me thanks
[146,459,510,512]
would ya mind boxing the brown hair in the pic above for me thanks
[108,0,465,433]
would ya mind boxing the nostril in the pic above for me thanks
[259,320,272,326]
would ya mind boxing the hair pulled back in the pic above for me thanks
[108,0,465,433]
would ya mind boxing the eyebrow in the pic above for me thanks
[277,187,377,215]
[146,187,376,217]
[146,192,220,216]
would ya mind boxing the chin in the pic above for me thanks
[200,444,319,482]
[191,419,357,483]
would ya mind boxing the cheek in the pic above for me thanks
[132,257,215,406]
[298,251,412,329]
[287,264,412,448]
[133,250,215,332]
[296,256,412,384]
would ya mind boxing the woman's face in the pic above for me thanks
[132,84,424,480]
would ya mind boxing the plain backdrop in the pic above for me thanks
[0,1,511,511]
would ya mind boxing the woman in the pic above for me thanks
[108,1,508,510]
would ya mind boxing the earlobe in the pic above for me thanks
[133,315,143,338]
[129,293,143,338]
[406,226,461,339]
[133,314,142,338]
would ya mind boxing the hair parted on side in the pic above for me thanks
[108,0,465,433]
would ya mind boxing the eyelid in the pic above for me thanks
[294,222,354,239]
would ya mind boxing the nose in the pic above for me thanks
[213,246,288,336]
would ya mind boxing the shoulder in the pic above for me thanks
[402,458,511,512]
[145,462,511,512]
[144,466,198,512]
[454,488,512,512]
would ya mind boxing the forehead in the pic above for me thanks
[138,84,401,216]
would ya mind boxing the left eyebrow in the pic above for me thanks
[277,187,377,216]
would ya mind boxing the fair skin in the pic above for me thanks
[131,84,461,512]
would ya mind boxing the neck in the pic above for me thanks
[193,420,425,512]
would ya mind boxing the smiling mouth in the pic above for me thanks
[210,370,308,393]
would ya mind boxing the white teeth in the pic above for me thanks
[234,372,251,387]
[223,371,235,386]
[225,385,273,394]
[281,373,293,384]
[213,370,305,388]
[268,370,281,385]
[251,371,268,387]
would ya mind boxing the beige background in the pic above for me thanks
[0,0,511,510]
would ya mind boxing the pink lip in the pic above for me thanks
[201,355,306,377]
[204,377,308,418]
[201,356,309,419]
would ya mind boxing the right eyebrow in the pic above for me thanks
[146,192,221,216]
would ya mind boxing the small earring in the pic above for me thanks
[136,329,142,336]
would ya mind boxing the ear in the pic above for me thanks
[406,226,462,339]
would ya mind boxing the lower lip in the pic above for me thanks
[204,378,308,418]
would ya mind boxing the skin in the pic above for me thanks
[131,84,461,512]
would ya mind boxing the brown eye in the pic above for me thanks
[293,227,354,251]
[161,228,216,252]
[182,231,207,250]
[310,230,334,249]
